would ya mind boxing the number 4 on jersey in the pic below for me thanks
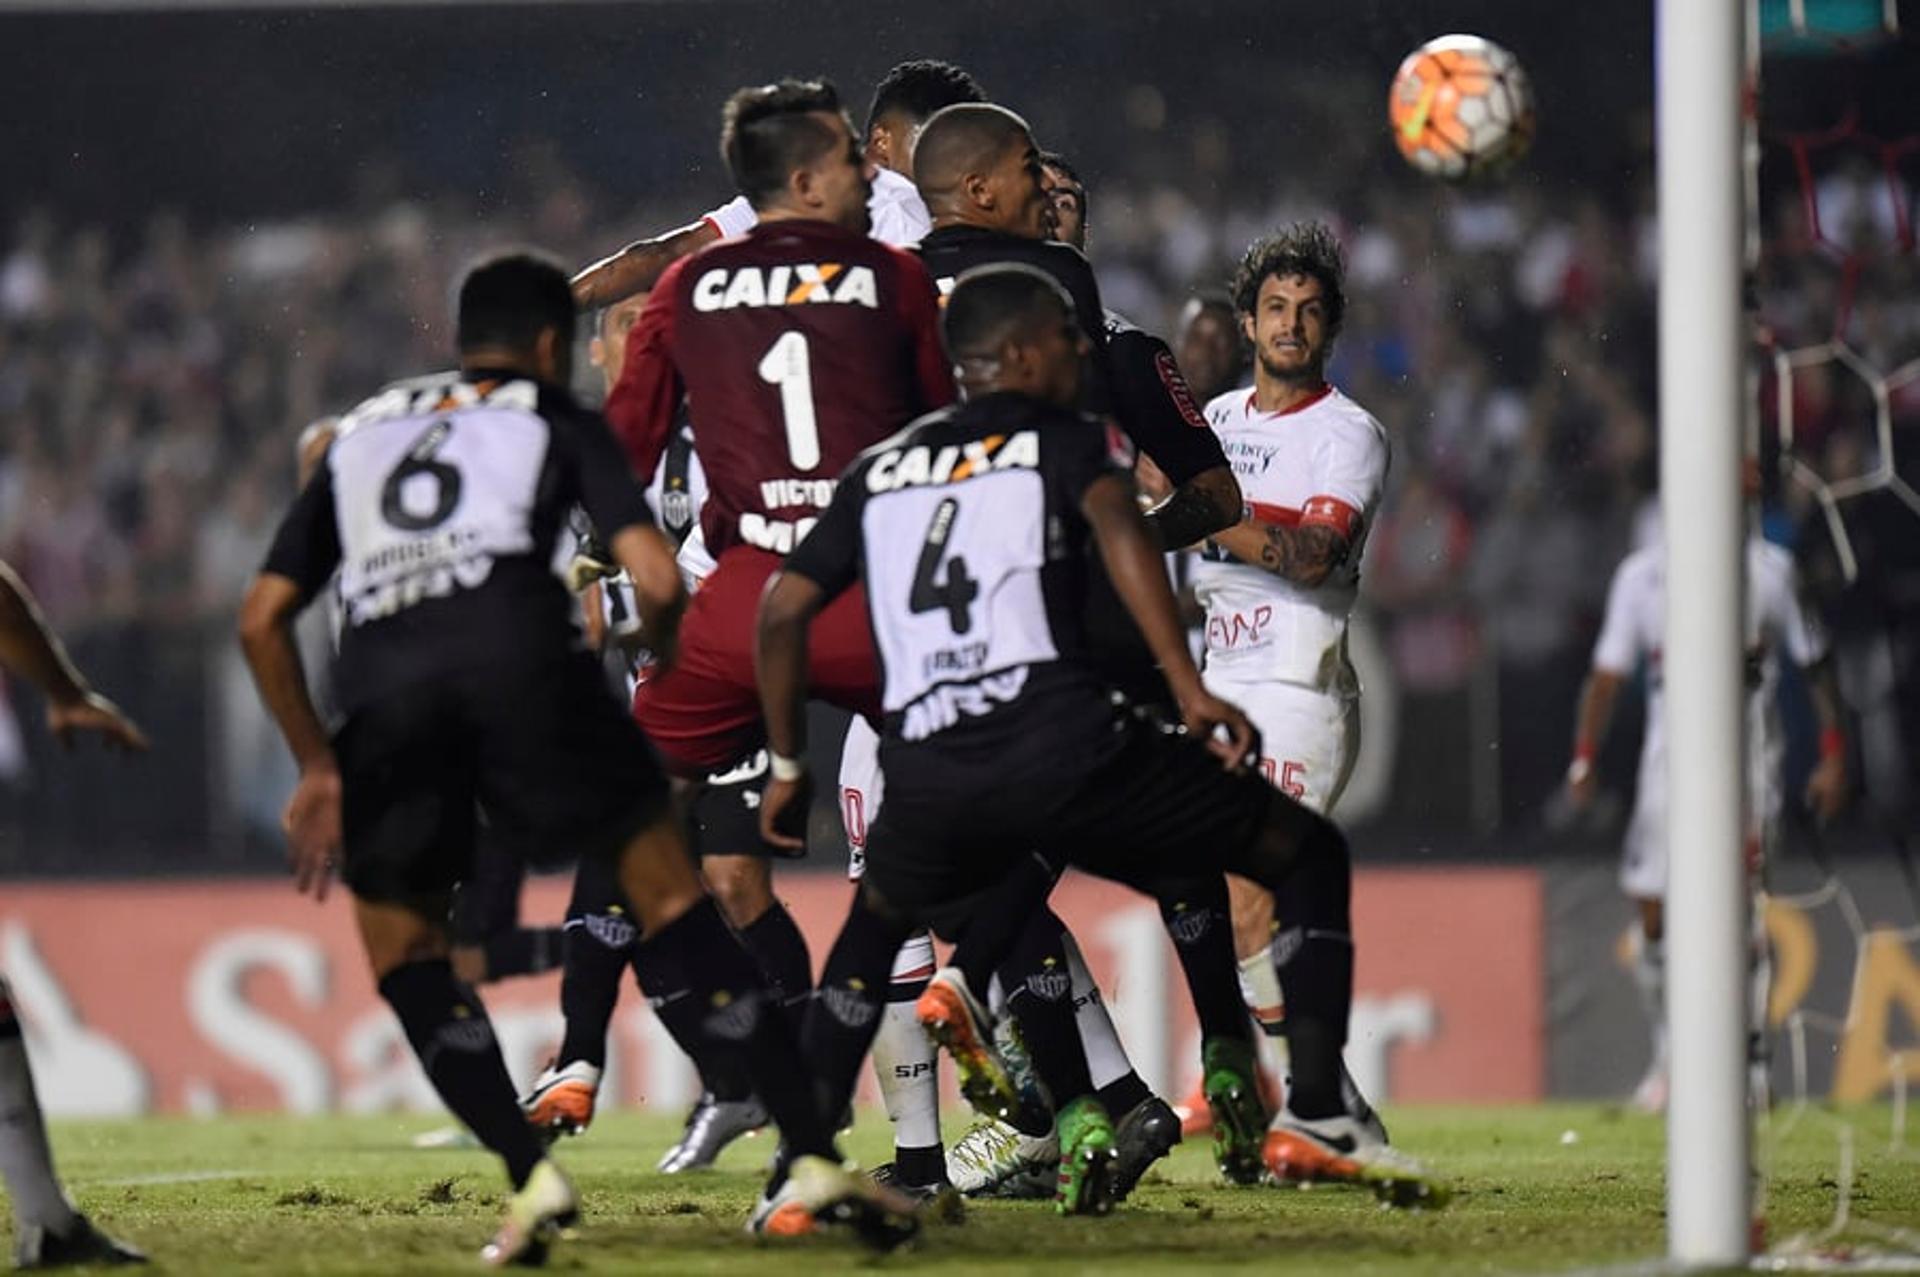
[910,497,979,633]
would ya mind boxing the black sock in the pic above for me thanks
[1158,883,1255,1048]
[739,901,813,1024]
[1096,1072,1153,1117]
[894,1144,945,1186]
[803,886,914,1135]
[629,944,754,1103]
[484,927,568,980]
[950,852,1060,994]
[1283,1017,1345,1119]
[1270,817,1354,1118]
[555,914,635,1070]
[378,960,544,1189]
[999,910,1093,1109]
[636,897,835,1158]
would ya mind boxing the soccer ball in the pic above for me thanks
[1388,34,1535,180]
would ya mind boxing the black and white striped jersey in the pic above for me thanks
[262,367,653,713]
[783,391,1131,759]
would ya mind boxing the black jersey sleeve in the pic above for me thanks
[781,466,865,600]
[1104,321,1228,487]
[1048,415,1135,512]
[549,402,656,539]
[261,459,342,600]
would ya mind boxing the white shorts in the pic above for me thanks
[1619,744,1779,900]
[838,716,884,881]
[1201,673,1358,817]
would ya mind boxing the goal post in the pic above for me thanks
[1658,0,1753,1265]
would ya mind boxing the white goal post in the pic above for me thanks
[1658,0,1752,1266]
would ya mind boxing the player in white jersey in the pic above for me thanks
[1566,521,1848,1111]
[1188,225,1391,1162]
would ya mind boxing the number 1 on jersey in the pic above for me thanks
[757,331,821,470]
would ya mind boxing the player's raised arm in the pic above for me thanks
[0,560,148,752]
[572,217,722,313]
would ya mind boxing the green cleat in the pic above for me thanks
[1054,1096,1118,1217]
[1202,1036,1268,1185]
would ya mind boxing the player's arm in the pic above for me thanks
[559,404,687,664]
[239,457,345,899]
[1775,563,1849,821]
[1210,516,1350,588]
[1801,654,1849,822]
[572,220,721,312]
[1565,667,1625,809]
[0,560,148,751]
[1082,472,1254,769]
[604,525,685,667]
[1567,556,1641,810]
[238,572,339,898]
[1213,419,1382,584]
[1145,466,1241,551]
[754,477,865,850]
[602,261,690,480]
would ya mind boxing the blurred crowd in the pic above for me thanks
[0,136,1914,866]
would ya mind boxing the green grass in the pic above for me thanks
[29,1103,1920,1274]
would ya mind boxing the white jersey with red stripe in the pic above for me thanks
[1190,383,1389,698]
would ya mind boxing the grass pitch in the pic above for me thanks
[30,1103,1920,1274]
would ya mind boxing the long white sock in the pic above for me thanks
[0,982,77,1233]
[1063,934,1133,1090]
[1632,924,1668,1072]
[871,933,941,1152]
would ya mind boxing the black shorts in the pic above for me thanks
[338,654,671,904]
[863,708,1274,925]
[686,751,796,859]
[449,833,527,944]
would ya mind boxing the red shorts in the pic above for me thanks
[633,545,881,777]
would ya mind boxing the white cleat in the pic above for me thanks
[480,1159,578,1267]
[945,1118,1058,1199]
[1263,1111,1448,1209]
[521,1060,601,1141]
[746,1155,920,1251]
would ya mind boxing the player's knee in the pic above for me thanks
[704,856,774,928]
[1227,875,1276,958]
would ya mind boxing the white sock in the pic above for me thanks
[1632,924,1668,1072]
[871,933,941,1151]
[0,983,77,1233]
[1237,949,1287,1037]
[1063,934,1133,1090]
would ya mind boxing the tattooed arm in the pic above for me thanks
[1143,464,1241,550]
[1209,517,1350,588]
